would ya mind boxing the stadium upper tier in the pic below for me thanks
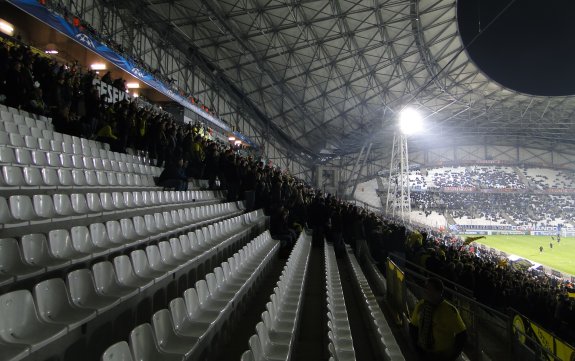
[407,165,575,190]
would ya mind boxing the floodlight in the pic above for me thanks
[126,82,140,89]
[399,108,423,135]
[0,20,14,36]
[228,136,236,141]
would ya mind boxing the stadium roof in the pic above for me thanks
[124,0,575,157]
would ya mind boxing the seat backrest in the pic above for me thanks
[113,255,138,286]
[58,169,73,186]
[248,334,264,361]
[67,269,96,306]
[129,323,162,361]
[33,278,70,323]
[0,289,43,342]
[90,223,112,248]
[105,220,124,244]
[71,226,94,254]
[120,218,136,240]
[101,341,134,361]
[130,250,152,278]
[195,280,211,307]
[10,195,37,221]
[151,309,177,348]
[168,297,188,333]
[205,273,218,296]
[53,193,74,216]
[183,288,201,319]
[71,193,89,214]
[3,165,25,186]
[23,166,43,187]
[92,261,118,294]
[86,193,103,213]
[14,148,32,165]
[0,237,27,277]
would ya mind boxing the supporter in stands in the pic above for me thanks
[157,157,190,191]
[410,277,467,361]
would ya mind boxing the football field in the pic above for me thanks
[475,235,575,276]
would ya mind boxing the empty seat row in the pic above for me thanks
[325,243,356,361]
[241,231,312,361]
[0,165,157,190]
[0,223,267,361]
[0,203,248,287]
[346,249,405,361]
[0,142,158,176]
[101,231,279,361]
[0,109,52,130]
[0,189,218,225]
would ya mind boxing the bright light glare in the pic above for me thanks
[91,63,106,70]
[0,20,14,36]
[399,108,423,135]
[126,82,140,89]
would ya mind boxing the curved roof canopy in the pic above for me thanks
[130,0,575,156]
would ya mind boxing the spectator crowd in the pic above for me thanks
[3,29,575,352]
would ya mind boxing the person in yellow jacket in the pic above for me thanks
[410,278,467,361]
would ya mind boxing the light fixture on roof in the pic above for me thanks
[45,50,59,54]
[399,108,423,135]
[126,82,140,89]
[228,136,236,141]
[0,19,14,36]
[91,63,106,70]
[132,92,139,98]
[234,140,242,146]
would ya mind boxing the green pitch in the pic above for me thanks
[475,235,575,276]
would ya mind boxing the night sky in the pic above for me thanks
[457,0,575,96]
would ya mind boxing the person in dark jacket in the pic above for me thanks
[158,158,189,191]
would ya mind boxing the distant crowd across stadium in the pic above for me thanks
[406,165,575,231]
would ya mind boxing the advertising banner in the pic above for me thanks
[8,0,232,132]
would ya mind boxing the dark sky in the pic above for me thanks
[457,0,575,96]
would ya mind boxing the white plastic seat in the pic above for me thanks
[86,193,104,213]
[96,171,108,186]
[2,166,26,187]
[100,193,115,211]
[120,218,138,243]
[10,195,39,221]
[50,140,63,153]
[114,255,150,290]
[19,125,31,137]
[152,309,197,356]
[58,169,74,187]
[129,323,183,361]
[130,249,167,283]
[157,241,183,270]
[33,278,96,330]
[106,220,125,246]
[21,233,69,271]
[67,269,119,313]
[71,169,87,186]
[71,193,89,214]
[255,322,289,360]
[85,170,98,186]
[30,150,47,166]
[0,147,15,163]
[8,133,25,147]
[195,279,228,312]
[92,261,138,300]
[48,229,91,262]
[169,297,210,338]
[24,136,37,149]
[132,216,149,237]
[53,193,75,217]
[101,341,133,361]
[0,290,67,351]
[112,192,126,209]
[123,192,135,208]
[33,194,56,219]
[37,138,51,151]
[4,122,18,134]
[31,127,43,139]
[60,153,73,168]
[71,225,108,257]
[90,223,118,251]
[145,245,174,273]
[22,167,43,187]
[0,238,43,280]
[14,149,32,166]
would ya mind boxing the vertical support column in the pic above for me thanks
[386,133,411,223]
